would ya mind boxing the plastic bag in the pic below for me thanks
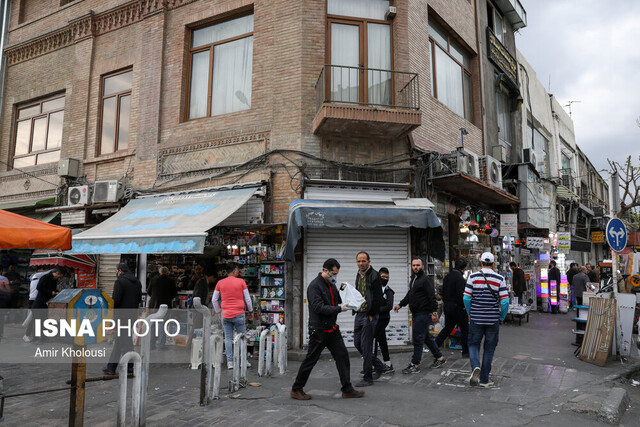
[338,282,365,311]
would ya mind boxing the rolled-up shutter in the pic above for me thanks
[98,254,121,296]
[303,228,410,347]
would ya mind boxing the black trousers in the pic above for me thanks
[292,328,352,393]
[354,312,385,381]
[374,315,390,362]
[435,302,469,354]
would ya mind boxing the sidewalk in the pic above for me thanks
[1,311,639,426]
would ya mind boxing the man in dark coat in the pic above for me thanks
[394,257,446,373]
[586,263,597,283]
[374,267,395,371]
[435,259,470,356]
[290,258,364,400]
[509,261,527,304]
[352,251,386,387]
[31,268,64,344]
[105,263,142,374]
[147,266,177,309]
[566,263,579,307]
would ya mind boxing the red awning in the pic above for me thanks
[29,250,96,271]
[0,209,72,250]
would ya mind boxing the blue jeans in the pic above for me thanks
[223,314,246,363]
[468,321,500,383]
[412,313,442,365]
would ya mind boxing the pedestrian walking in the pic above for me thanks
[290,258,364,400]
[104,263,142,375]
[509,262,527,304]
[23,267,51,343]
[352,251,386,387]
[464,252,509,387]
[566,263,578,308]
[147,266,177,350]
[374,267,395,372]
[435,259,469,357]
[572,267,589,306]
[212,262,252,369]
[394,257,445,374]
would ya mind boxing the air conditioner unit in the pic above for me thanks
[522,148,537,169]
[385,6,397,20]
[93,180,123,203]
[68,185,90,206]
[481,155,503,188]
[492,145,507,162]
[455,149,480,179]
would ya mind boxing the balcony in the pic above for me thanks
[312,65,422,139]
[494,0,527,30]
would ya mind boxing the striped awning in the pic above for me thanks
[29,250,96,271]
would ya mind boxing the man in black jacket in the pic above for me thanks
[290,258,364,400]
[509,261,527,304]
[148,266,178,351]
[352,251,386,386]
[105,263,142,375]
[435,259,469,357]
[31,268,64,344]
[394,257,446,373]
[374,267,394,372]
[548,260,561,313]
[566,263,578,308]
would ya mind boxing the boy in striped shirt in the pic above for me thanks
[463,252,509,387]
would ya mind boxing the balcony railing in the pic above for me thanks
[315,64,420,111]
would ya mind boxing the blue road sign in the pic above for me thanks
[606,218,628,252]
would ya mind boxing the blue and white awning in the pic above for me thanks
[68,186,259,254]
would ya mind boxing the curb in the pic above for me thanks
[603,361,640,382]
[598,387,630,425]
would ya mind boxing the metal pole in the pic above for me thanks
[117,351,142,427]
[192,298,211,406]
[140,304,167,423]
[68,344,86,427]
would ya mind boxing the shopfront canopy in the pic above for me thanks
[284,199,445,261]
[0,209,72,250]
[67,186,259,254]
[29,250,96,271]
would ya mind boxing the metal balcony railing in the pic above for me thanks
[315,65,420,112]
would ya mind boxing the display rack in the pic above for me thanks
[259,260,286,326]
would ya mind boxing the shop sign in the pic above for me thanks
[526,237,544,250]
[77,270,96,289]
[591,231,604,243]
[557,232,571,254]
[500,213,518,236]
[487,28,518,88]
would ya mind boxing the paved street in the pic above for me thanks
[1,312,639,426]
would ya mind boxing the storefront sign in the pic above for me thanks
[557,232,571,254]
[500,213,518,236]
[487,28,518,88]
[77,270,96,289]
[526,237,544,250]
[591,231,604,243]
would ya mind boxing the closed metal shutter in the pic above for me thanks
[304,228,410,347]
[98,254,121,296]
[219,196,264,225]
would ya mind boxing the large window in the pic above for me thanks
[487,2,505,43]
[100,70,132,155]
[13,96,64,168]
[497,87,512,149]
[187,14,254,119]
[525,122,550,177]
[429,19,472,121]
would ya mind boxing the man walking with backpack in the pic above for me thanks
[464,252,509,387]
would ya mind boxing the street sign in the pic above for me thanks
[606,218,628,252]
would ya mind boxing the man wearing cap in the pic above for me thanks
[464,252,509,387]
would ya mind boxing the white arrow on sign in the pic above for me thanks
[608,227,625,247]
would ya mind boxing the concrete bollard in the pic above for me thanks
[192,298,212,406]
[140,304,167,421]
[276,323,287,374]
[230,333,248,392]
[209,334,224,400]
[257,328,270,377]
[117,351,142,427]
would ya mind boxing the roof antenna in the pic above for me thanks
[564,100,581,117]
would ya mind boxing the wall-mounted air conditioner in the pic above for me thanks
[93,180,123,203]
[455,149,480,179]
[385,6,397,20]
[522,148,537,170]
[481,155,503,189]
[68,185,90,206]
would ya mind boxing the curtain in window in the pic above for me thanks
[435,45,464,117]
[211,36,253,116]
[330,23,360,104]
[189,51,210,119]
[367,23,391,106]
[328,0,389,20]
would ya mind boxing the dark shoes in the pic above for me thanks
[431,358,446,369]
[342,389,365,398]
[371,370,383,380]
[354,380,374,387]
[402,363,420,374]
[290,388,311,400]
[383,364,395,374]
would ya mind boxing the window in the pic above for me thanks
[187,14,254,119]
[429,19,472,121]
[525,122,550,177]
[99,70,132,155]
[497,87,512,150]
[13,96,64,168]
[487,2,505,43]
[327,0,392,106]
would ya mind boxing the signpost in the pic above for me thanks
[605,218,628,358]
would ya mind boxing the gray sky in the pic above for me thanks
[515,0,640,173]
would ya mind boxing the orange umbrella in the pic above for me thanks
[0,209,72,250]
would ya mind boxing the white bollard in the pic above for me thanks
[257,328,269,377]
[192,298,212,406]
[230,333,248,392]
[209,334,224,400]
[117,351,142,427]
[276,323,287,374]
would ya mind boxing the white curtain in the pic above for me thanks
[331,23,360,103]
[211,36,253,116]
[367,23,391,106]
[435,45,464,117]
[328,0,389,20]
[189,51,210,119]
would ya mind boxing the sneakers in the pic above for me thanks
[402,363,420,374]
[469,367,480,387]
[290,389,311,400]
[23,335,32,343]
[383,364,395,374]
[431,358,446,369]
[342,389,365,398]
[479,380,495,388]
[227,362,234,370]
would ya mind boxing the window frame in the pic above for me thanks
[184,13,254,121]
[98,68,133,156]
[12,94,65,169]
[487,2,505,43]
[428,19,473,121]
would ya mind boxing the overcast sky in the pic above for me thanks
[515,0,640,174]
